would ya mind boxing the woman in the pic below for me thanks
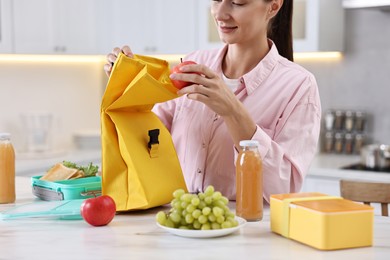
[104,0,321,202]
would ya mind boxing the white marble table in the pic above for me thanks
[1,177,389,260]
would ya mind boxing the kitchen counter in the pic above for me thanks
[0,177,389,260]
[308,153,390,182]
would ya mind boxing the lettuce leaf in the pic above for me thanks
[62,161,99,177]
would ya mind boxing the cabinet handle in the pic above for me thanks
[144,46,157,53]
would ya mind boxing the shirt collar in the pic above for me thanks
[209,40,281,96]
[243,40,280,95]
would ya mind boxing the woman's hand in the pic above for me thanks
[103,46,134,77]
[170,63,238,117]
[170,63,257,148]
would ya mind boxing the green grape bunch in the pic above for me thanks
[156,185,239,230]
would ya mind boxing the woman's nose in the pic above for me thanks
[212,1,231,21]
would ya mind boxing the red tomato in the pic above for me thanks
[80,195,116,227]
[170,60,199,89]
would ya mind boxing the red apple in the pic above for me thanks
[80,195,116,227]
[170,60,199,89]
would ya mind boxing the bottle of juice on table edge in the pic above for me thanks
[0,133,16,204]
[236,140,263,221]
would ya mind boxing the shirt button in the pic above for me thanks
[240,78,244,84]
[197,168,202,174]
[202,143,206,148]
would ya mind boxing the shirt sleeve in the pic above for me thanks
[234,75,321,203]
[152,99,177,132]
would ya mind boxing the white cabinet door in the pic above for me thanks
[197,0,224,50]
[51,1,99,54]
[0,0,13,53]
[197,0,344,52]
[153,0,197,54]
[293,0,344,52]
[13,0,56,54]
[107,0,197,55]
[13,0,100,54]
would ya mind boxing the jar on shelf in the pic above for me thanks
[334,132,345,153]
[344,110,355,132]
[354,111,366,132]
[324,131,334,153]
[354,133,365,154]
[334,110,345,130]
[344,133,354,154]
[324,110,335,131]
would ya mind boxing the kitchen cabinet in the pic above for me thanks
[106,0,197,55]
[12,0,101,54]
[0,0,13,52]
[343,0,390,9]
[197,0,345,52]
[197,0,223,50]
[293,0,344,52]
[2,0,197,55]
[301,175,341,195]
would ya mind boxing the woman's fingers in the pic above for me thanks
[103,63,112,77]
[178,63,216,79]
[106,53,117,64]
[177,84,212,97]
[121,45,133,57]
[104,45,134,77]
[170,71,211,88]
[112,47,122,57]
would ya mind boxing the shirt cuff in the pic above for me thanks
[233,125,272,164]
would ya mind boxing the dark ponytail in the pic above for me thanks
[267,0,294,62]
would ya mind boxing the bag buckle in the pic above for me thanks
[148,129,160,158]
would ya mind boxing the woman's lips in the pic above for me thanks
[219,25,238,33]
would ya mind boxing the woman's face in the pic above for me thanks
[211,0,273,46]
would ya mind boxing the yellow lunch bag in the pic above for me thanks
[101,53,187,211]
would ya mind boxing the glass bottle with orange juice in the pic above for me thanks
[236,140,263,221]
[0,133,16,204]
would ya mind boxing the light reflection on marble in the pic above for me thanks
[0,177,389,259]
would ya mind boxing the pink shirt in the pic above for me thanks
[152,43,321,202]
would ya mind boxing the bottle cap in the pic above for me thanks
[239,140,259,147]
[0,133,11,140]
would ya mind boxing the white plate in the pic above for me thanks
[156,216,246,238]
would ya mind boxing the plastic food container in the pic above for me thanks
[31,175,101,201]
[270,192,374,250]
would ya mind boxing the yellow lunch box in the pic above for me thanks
[270,192,374,250]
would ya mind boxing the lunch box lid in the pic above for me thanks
[0,199,84,220]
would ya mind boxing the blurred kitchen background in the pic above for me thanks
[0,0,389,158]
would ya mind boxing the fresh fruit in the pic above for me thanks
[170,60,199,89]
[80,195,116,227]
[156,185,239,230]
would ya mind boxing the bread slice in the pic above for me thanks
[40,163,79,181]
[69,170,84,179]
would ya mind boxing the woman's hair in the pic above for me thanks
[266,0,294,62]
